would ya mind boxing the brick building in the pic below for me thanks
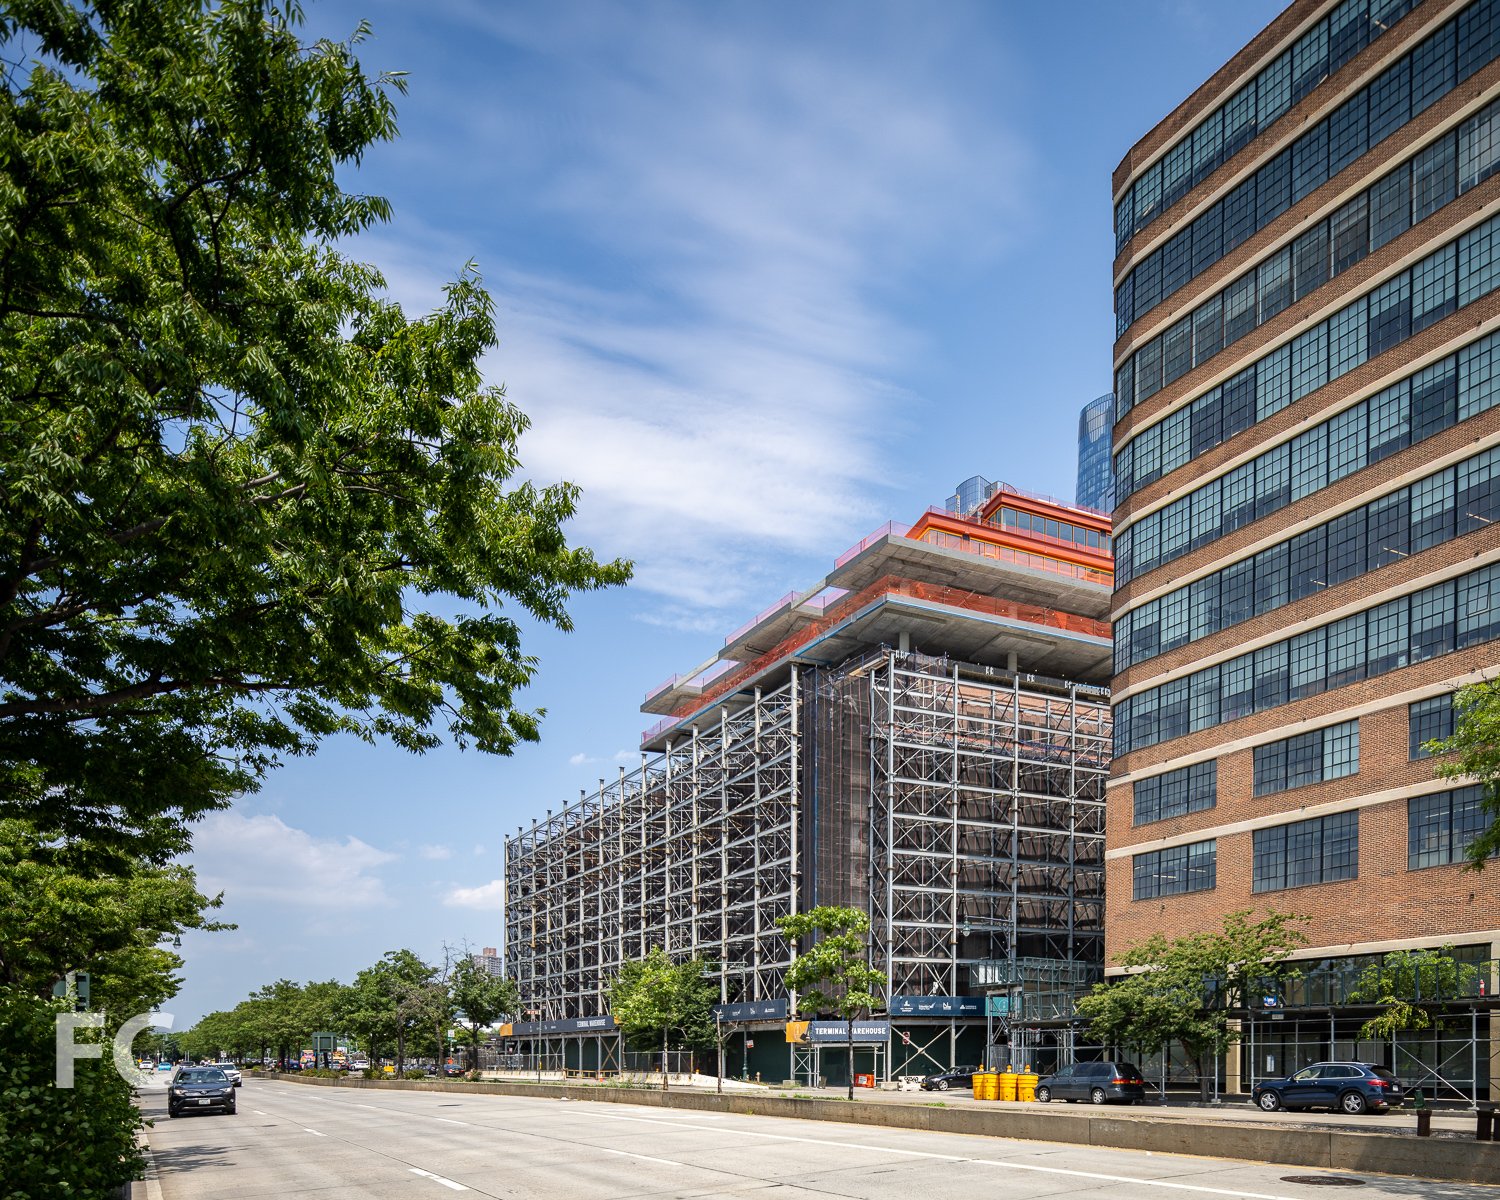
[1110,0,1500,1100]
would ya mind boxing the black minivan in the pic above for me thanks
[1034,1061,1147,1104]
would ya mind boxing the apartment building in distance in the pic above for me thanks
[1110,0,1500,1099]
[504,484,1113,1085]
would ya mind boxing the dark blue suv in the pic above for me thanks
[1252,1062,1404,1114]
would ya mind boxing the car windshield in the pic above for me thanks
[177,1069,226,1084]
[1371,1067,1399,1082]
[1114,1064,1143,1079]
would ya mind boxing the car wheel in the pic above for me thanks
[1036,1086,1051,1103]
[1339,1091,1368,1115]
[167,1106,178,1119]
[1257,1090,1282,1112]
[1090,1087,1107,1105]
[935,1079,949,1091]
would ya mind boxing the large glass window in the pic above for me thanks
[1114,0,1418,258]
[1134,761,1217,825]
[1409,786,1489,867]
[1409,694,1456,757]
[1116,327,1500,588]
[1115,559,1500,754]
[1115,1,1490,354]
[1253,721,1359,795]
[1133,840,1217,900]
[1253,811,1359,891]
[1117,201,1500,504]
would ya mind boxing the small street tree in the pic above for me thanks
[777,906,886,1101]
[608,947,716,1091]
[1347,947,1481,1041]
[1077,910,1307,1100]
[449,956,519,1071]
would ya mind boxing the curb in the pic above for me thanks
[258,1072,1499,1185]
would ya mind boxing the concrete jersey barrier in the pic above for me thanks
[259,1072,1498,1185]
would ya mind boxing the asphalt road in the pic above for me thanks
[138,1079,1499,1200]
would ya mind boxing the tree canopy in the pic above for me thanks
[449,956,518,1070]
[1077,910,1307,1096]
[607,947,716,1090]
[0,0,630,863]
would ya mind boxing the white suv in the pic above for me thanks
[210,1061,243,1087]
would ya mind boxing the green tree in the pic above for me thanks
[1076,910,1307,1100]
[1347,947,1481,1040]
[449,956,518,1071]
[0,818,226,1006]
[0,0,630,867]
[0,817,225,1193]
[249,979,308,1066]
[335,949,434,1073]
[776,906,886,1102]
[1427,682,1500,867]
[608,947,716,1091]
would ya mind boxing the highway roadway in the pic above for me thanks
[138,1078,1500,1199]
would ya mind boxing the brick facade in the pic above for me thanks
[1109,0,1500,992]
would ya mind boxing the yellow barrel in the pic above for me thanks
[971,1071,988,1099]
[1016,1066,1039,1102]
[982,1073,999,1100]
[997,1069,1017,1101]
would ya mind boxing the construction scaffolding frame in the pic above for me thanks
[505,675,802,1021]
[868,653,1109,999]
[506,650,1111,1066]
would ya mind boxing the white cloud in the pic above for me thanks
[443,879,506,910]
[190,812,397,911]
[356,1,1030,625]
[418,844,454,861]
[568,750,637,768]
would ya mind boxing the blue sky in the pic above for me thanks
[171,0,1285,1024]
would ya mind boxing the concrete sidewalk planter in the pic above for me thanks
[261,1072,1498,1185]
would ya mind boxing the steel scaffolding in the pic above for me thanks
[505,652,1109,1023]
[869,654,1109,997]
[505,676,801,1020]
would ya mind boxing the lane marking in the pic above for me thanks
[302,1128,326,1137]
[409,1167,467,1191]
[252,1109,268,1115]
[595,1145,683,1168]
[434,1117,468,1126]
[586,1112,1309,1200]
[355,1103,383,1111]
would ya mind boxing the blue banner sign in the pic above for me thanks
[888,995,983,1017]
[509,1014,617,1036]
[806,1020,891,1043]
[712,999,789,1022]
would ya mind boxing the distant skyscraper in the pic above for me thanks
[1075,393,1115,512]
[471,947,503,977]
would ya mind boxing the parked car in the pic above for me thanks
[1252,1062,1403,1115]
[920,1065,982,1092]
[1034,1061,1146,1105]
[167,1067,237,1118]
[209,1061,242,1087]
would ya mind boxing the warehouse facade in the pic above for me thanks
[1110,0,1500,1100]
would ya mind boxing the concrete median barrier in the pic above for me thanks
[262,1073,1498,1184]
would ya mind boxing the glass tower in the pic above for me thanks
[1076,393,1116,512]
